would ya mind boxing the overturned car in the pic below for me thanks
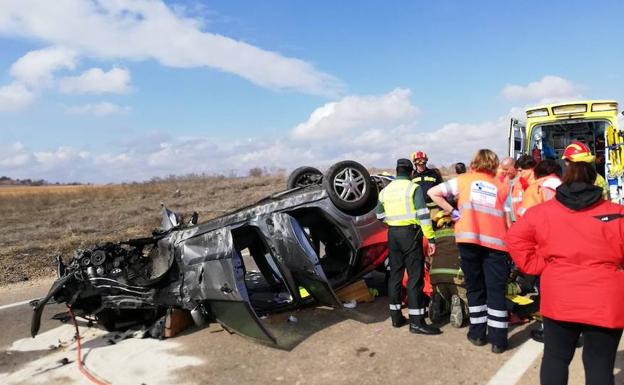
[32,161,393,344]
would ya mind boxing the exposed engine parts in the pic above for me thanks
[68,243,156,286]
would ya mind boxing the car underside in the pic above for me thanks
[31,160,391,344]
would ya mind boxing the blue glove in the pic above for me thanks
[451,209,461,222]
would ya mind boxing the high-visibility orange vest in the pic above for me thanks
[509,169,534,221]
[455,171,508,251]
[517,175,560,217]
[509,179,524,220]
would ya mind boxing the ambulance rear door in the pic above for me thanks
[508,118,526,158]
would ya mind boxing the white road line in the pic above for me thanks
[0,299,36,311]
[486,339,543,385]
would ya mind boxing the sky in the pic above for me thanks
[1,0,623,183]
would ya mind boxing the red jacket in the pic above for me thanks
[505,197,624,329]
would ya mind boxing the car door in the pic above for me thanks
[180,227,276,344]
[267,213,342,307]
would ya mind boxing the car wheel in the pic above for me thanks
[287,166,323,189]
[323,160,378,216]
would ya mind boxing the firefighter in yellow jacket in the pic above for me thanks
[376,158,441,335]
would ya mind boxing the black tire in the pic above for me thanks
[323,160,378,216]
[287,166,323,189]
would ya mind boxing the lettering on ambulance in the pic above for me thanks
[469,181,498,208]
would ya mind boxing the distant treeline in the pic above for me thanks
[0,164,457,187]
[0,176,82,186]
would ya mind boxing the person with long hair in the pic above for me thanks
[428,149,510,353]
[506,161,624,385]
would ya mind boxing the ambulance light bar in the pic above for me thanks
[591,102,618,112]
[526,108,549,118]
[552,104,587,115]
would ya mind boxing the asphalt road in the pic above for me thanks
[0,279,622,385]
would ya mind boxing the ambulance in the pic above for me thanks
[509,100,624,204]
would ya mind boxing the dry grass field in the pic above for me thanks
[0,164,457,286]
[0,175,285,285]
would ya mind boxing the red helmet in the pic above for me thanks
[562,141,595,163]
[411,151,428,162]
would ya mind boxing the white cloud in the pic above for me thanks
[59,67,131,94]
[64,102,130,116]
[287,91,516,168]
[0,142,32,167]
[9,46,76,87]
[291,88,420,140]
[0,91,516,183]
[33,147,91,171]
[0,82,36,111]
[0,0,342,96]
[501,75,582,103]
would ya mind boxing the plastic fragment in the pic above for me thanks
[343,300,357,309]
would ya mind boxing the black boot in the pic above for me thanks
[467,334,487,346]
[530,322,544,343]
[491,344,507,354]
[390,310,407,328]
[409,317,442,335]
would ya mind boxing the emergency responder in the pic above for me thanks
[411,151,444,208]
[506,160,624,385]
[428,149,510,353]
[496,157,517,201]
[376,158,441,335]
[448,163,467,208]
[497,157,517,186]
[514,159,562,343]
[561,141,609,199]
[517,159,562,218]
[504,154,536,227]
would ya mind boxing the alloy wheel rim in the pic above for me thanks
[332,167,366,202]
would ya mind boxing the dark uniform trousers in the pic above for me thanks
[387,225,425,324]
[458,243,509,347]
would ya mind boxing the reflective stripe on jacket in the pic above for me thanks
[517,175,561,217]
[508,169,534,221]
[509,179,524,221]
[378,179,435,240]
[412,168,443,205]
[454,171,508,251]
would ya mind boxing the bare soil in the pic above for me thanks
[0,176,285,285]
